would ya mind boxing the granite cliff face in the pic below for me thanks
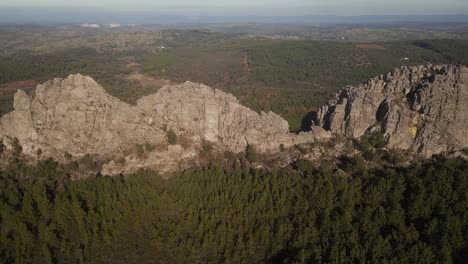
[313,65,468,157]
[1,65,466,175]
[0,74,329,175]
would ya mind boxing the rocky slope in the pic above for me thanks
[313,64,468,157]
[0,74,329,175]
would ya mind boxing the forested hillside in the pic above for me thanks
[1,154,466,263]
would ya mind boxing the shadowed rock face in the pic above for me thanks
[0,74,329,175]
[313,65,468,157]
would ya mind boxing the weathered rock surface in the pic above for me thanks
[0,74,329,175]
[313,65,468,157]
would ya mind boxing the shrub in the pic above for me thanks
[246,144,257,163]
[12,137,22,156]
[224,151,237,161]
[357,138,372,152]
[363,149,376,161]
[178,136,190,149]
[144,143,156,152]
[136,144,145,157]
[79,154,97,170]
[202,141,214,154]
[279,144,286,152]
[462,148,468,155]
[64,152,73,160]
[383,149,406,164]
[359,131,388,152]
[116,157,126,166]
[294,159,315,172]
[369,131,388,149]
[167,129,177,145]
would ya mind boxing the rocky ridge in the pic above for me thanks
[313,64,468,157]
[0,74,329,175]
[1,64,466,176]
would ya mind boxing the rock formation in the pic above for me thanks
[0,74,329,175]
[313,64,468,157]
[1,64,465,175]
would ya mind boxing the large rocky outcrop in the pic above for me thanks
[0,74,329,175]
[313,64,468,157]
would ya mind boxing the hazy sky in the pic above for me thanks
[2,0,468,16]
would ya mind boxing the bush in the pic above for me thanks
[383,149,406,164]
[116,157,126,166]
[279,144,286,152]
[178,136,191,149]
[79,154,97,170]
[246,144,257,162]
[144,143,156,152]
[202,140,214,154]
[167,129,177,145]
[136,144,145,157]
[12,137,22,156]
[369,131,388,149]
[363,149,376,161]
[462,148,468,155]
[224,151,237,161]
[64,152,73,160]
[359,131,388,152]
[294,159,315,172]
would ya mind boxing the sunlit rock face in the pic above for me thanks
[314,65,468,157]
[0,74,328,175]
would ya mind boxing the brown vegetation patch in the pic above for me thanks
[1,80,38,89]
[356,44,386,50]
[126,72,172,88]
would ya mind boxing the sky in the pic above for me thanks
[1,0,468,16]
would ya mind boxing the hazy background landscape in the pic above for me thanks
[0,1,467,263]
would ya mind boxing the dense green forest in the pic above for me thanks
[413,39,468,65]
[133,39,468,130]
[0,154,466,263]
[0,48,127,84]
[0,48,151,116]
